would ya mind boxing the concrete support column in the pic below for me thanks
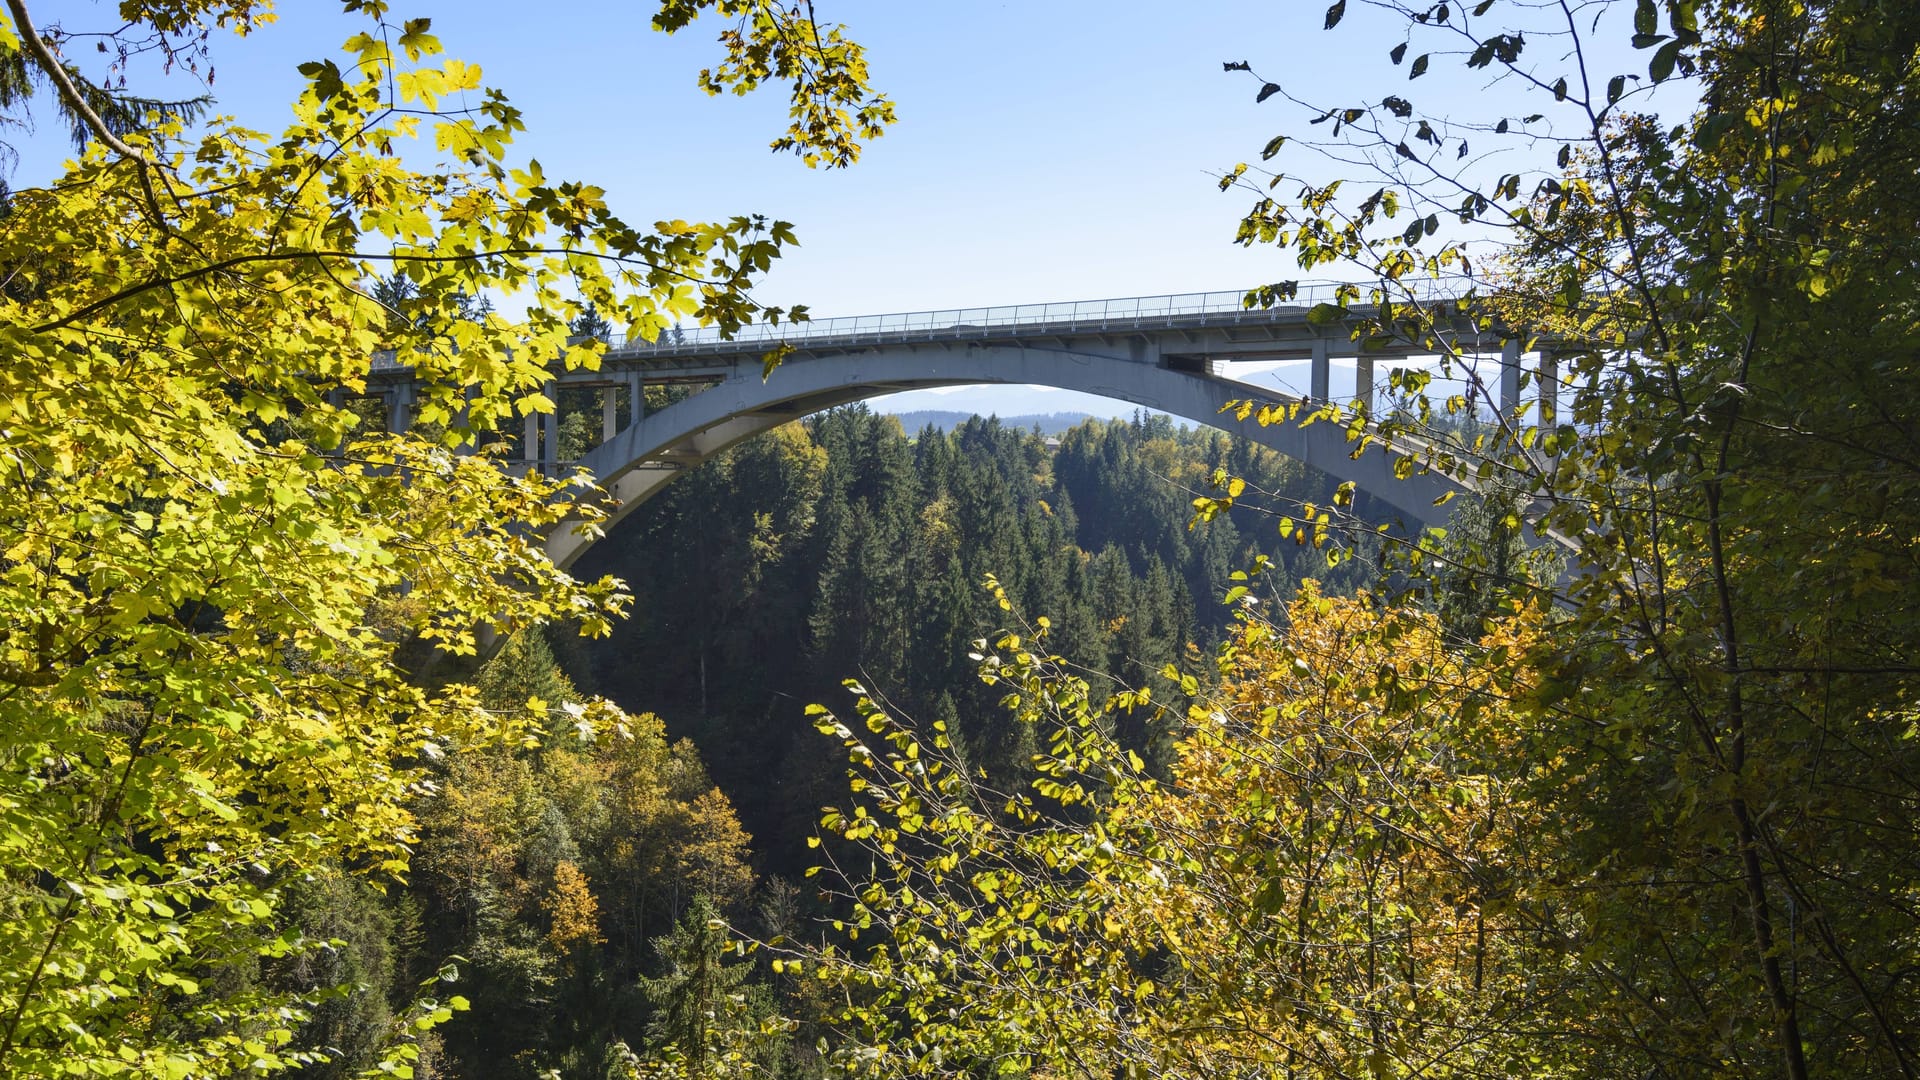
[542,381,559,468]
[523,409,539,470]
[1355,355,1375,414]
[602,385,618,444]
[1500,338,1522,418]
[627,373,645,420]
[1310,337,1330,402]
[385,384,414,435]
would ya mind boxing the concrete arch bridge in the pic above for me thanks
[366,286,1566,570]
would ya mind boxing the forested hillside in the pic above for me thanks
[565,407,1376,867]
[264,634,767,1078]
[171,408,1385,1079]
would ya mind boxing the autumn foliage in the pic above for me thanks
[791,585,1585,1077]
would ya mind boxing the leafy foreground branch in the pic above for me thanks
[786,584,1587,1078]
[0,0,887,1074]
[785,540,1913,1078]
[1210,0,1920,1075]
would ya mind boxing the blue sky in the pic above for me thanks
[19,1,1675,418]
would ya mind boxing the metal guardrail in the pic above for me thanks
[371,280,1467,371]
[600,282,1439,354]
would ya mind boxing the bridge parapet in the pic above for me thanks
[595,281,1483,359]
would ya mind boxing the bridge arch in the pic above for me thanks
[549,341,1463,571]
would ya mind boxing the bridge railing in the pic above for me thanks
[370,280,1465,371]
[602,280,1462,355]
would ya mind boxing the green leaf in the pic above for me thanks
[1634,0,1658,35]
[1650,39,1682,82]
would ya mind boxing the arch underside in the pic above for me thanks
[551,343,1462,570]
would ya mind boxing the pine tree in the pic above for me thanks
[638,896,751,1078]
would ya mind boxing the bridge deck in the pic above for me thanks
[602,284,1474,365]
[369,284,1494,377]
